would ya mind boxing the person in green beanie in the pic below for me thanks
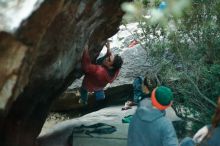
[127,86,178,146]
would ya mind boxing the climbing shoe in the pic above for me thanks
[78,99,88,105]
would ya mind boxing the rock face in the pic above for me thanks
[0,0,131,146]
[52,23,150,112]
[38,105,137,146]
[38,105,181,146]
[51,84,133,112]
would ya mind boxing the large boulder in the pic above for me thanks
[51,84,133,111]
[0,0,132,146]
[52,23,150,112]
[38,105,181,146]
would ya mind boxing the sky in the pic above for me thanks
[0,0,44,32]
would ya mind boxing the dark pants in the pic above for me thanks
[80,87,105,102]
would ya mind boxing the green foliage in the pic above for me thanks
[142,0,150,6]
[122,0,220,125]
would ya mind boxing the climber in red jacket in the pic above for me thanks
[79,42,123,105]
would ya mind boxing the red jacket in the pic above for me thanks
[81,49,119,92]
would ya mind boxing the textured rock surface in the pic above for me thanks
[69,23,150,89]
[0,0,131,146]
[38,105,180,146]
[51,84,133,111]
[0,32,29,112]
[38,105,136,146]
[53,23,150,112]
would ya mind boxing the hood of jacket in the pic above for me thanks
[136,98,166,122]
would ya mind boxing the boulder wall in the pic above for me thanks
[0,0,131,146]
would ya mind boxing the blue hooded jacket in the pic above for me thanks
[127,98,178,146]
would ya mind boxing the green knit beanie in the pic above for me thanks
[155,86,173,106]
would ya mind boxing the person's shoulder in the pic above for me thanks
[134,76,143,82]
[96,65,106,70]
[94,65,109,75]
[214,125,220,133]
[139,98,150,106]
[159,115,173,127]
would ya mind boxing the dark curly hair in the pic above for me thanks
[143,76,158,91]
[112,54,123,70]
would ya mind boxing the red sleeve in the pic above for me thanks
[82,49,99,74]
